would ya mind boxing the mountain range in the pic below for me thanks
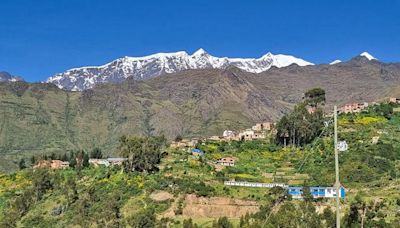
[46,49,313,91]
[1,51,400,171]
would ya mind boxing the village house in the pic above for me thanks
[216,157,238,166]
[238,129,255,141]
[222,130,241,141]
[339,102,369,114]
[170,138,198,149]
[88,158,127,167]
[107,158,127,166]
[222,130,235,138]
[170,139,189,149]
[208,135,224,141]
[89,159,110,167]
[389,97,400,104]
[189,139,199,147]
[34,160,70,169]
[252,131,266,139]
[252,122,273,131]
[191,148,204,156]
[307,106,317,114]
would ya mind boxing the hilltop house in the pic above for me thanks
[216,157,238,166]
[339,102,369,114]
[34,160,70,169]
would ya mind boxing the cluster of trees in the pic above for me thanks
[276,88,326,146]
[343,195,397,227]
[119,135,166,172]
[1,169,54,227]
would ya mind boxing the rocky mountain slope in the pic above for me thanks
[0,71,23,82]
[1,54,400,171]
[46,49,313,91]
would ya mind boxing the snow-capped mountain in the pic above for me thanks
[47,49,313,91]
[360,52,377,61]
[329,60,342,65]
[0,71,23,82]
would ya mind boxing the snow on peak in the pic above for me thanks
[330,60,342,65]
[360,52,377,60]
[192,48,208,56]
[268,54,314,68]
[47,49,313,91]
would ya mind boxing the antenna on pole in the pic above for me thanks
[334,105,341,228]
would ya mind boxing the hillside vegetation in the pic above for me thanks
[2,58,400,172]
[1,99,399,227]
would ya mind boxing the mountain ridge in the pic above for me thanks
[46,49,313,91]
[2,57,400,171]
[0,71,24,82]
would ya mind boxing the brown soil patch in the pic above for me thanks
[181,194,259,218]
[150,191,174,202]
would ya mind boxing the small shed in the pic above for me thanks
[191,148,204,156]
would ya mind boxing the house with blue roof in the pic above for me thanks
[288,186,346,199]
[191,148,204,156]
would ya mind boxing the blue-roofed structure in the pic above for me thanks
[191,148,204,156]
[288,186,346,199]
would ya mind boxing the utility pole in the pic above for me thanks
[334,105,341,228]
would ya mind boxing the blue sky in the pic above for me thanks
[1,0,399,82]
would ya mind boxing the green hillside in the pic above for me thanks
[0,70,285,172]
[1,102,399,227]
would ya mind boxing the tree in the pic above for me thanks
[75,150,89,168]
[299,201,321,227]
[83,152,90,167]
[32,169,53,201]
[19,158,27,170]
[302,186,314,203]
[322,207,336,228]
[174,135,183,142]
[374,103,393,119]
[90,147,103,159]
[30,156,36,166]
[69,151,77,168]
[212,217,233,228]
[119,135,166,172]
[276,103,324,146]
[61,153,69,162]
[64,176,78,205]
[183,218,197,228]
[304,88,326,107]
[126,208,156,228]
